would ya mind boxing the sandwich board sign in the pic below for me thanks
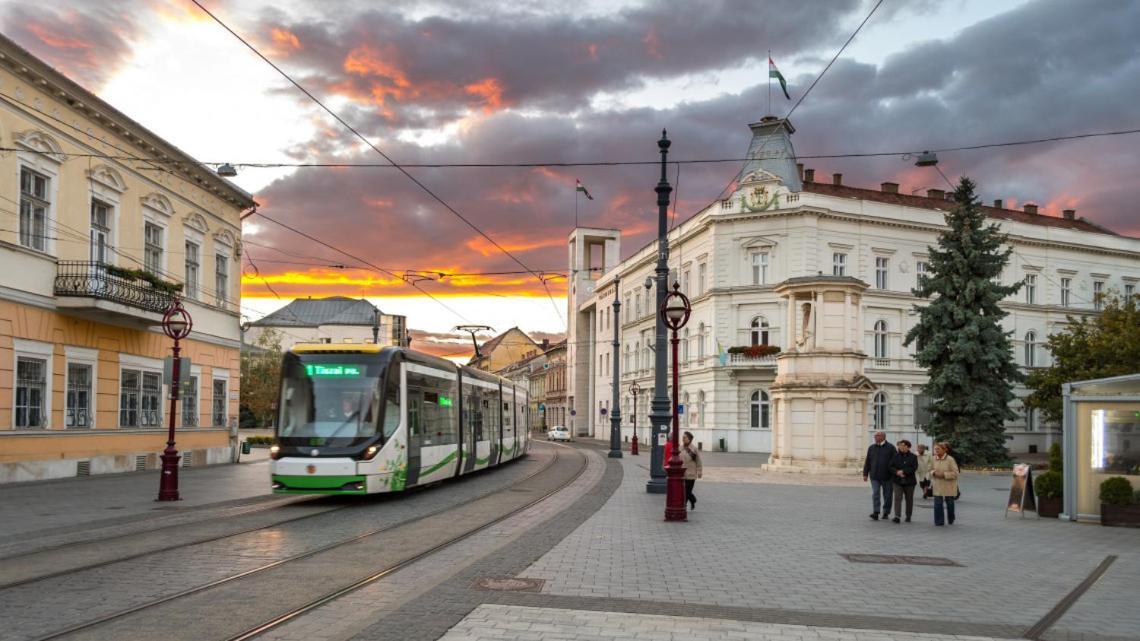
[1004,463,1038,519]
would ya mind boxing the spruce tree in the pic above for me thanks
[904,177,1022,464]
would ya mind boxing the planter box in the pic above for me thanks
[1038,496,1061,518]
[1101,503,1140,528]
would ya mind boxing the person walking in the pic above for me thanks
[931,441,960,526]
[863,431,897,521]
[889,440,918,523]
[916,443,934,500]
[680,431,703,510]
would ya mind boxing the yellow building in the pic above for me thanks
[0,35,256,482]
[467,327,540,372]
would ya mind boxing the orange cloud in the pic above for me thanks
[25,22,91,49]
[343,44,413,105]
[463,235,565,257]
[644,29,662,59]
[465,77,507,112]
[268,27,301,55]
[586,43,599,61]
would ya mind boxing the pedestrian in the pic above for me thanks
[916,443,934,499]
[889,440,918,523]
[680,431,703,510]
[931,441,960,526]
[863,431,897,521]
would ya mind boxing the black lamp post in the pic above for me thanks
[158,298,192,501]
[662,282,691,521]
[647,129,673,494]
[629,380,641,455]
[608,276,623,458]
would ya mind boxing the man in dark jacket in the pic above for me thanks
[863,431,896,520]
[888,440,919,523]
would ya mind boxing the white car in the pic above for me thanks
[547,426,571,442]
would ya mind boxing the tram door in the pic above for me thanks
[401,367,421,487]
[462,381,479,473]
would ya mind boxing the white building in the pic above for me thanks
[245,296,407,349]
[567,117,1140,454]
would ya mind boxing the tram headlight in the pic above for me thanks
[360,445,380,461]
[269,445,282,460]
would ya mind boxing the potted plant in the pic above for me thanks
[1036,471,1062,518]
[1099,476,1140,527]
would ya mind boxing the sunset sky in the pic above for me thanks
[4,0,1138,358]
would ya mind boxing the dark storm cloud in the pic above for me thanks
[0,0,147,90]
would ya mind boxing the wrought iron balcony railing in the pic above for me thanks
[54,261,175,314]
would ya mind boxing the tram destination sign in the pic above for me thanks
[304,364,363,378]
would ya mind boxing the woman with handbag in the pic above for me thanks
[931,442,960,526]
[680,431,703,510]
[916,443,934,499]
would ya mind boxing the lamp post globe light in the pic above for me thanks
[158,298,192,502]
[646,129,673,494]
[661,282,691,521]
[629,380,641,455]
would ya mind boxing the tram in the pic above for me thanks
[269,344,530,494]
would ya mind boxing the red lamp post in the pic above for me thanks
[157,298,192,501]
[661,282,691,522]
[629,381,641,455]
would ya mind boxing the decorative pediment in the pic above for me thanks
[141,193,175,217]
[86,164,127,192]
[740,235,778,250]
[213,228,238,249]
[15,129,65,162]
[183,211,209,234]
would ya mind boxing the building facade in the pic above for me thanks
[245,296,408,349]
[468,327,540,372]
[0,35,255,482]
[542,341,568,430]
[566,117,1140,455]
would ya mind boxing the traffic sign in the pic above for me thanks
[677,404,684,415]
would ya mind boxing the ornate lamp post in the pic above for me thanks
[661,282,691,521]
[158,298,192,501]
[647,129,673,494]
[609,276,623,458]
[629,381,641,455]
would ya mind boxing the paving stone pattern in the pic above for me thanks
[519,455,1140,640]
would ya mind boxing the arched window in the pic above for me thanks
[874,320,888,359]
[682,328,690,362]
[871,391,888,431]
[1024,331,1037,367]
[750,390,770,429]
[697,390,705,427]
[682,392,691,426]
[750,316,770,346]
[698,322,706,359]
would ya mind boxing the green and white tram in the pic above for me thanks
[270,344,530,494]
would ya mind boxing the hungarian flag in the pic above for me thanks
[769,57,790,100]
[576,179,594,200]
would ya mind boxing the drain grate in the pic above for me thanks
[472,577,545,592]
[841,553,961,567]
[76,461,91,476]
[135,455,147,472]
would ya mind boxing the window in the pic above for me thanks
[832,253,846,276]
[1126,283,1135,299]
[635,293,641,318]
[215,253,229,307]
[871,392,887,431]
[185,241,200,300]
[875,257,889,289]
[682,270,690,295]
[19,168,50,251]
[66,363,92,429]
[1094,281,1104,311]
[916,261,929,290]
[682,328,690,361]
[751,251,769,285]
[874,320,888,359]
[1024,331,1037,367]
[1026,407,1039,432]
[213,378,228,427]
[144,222,163,274]
[120,369,162,427]
[1025,274,1037,304]
[91,200,111,264]
[15,357,47,428]
[182,375,198,427]
[1060,277,1071,307]
[683,392,692,426]
[697,390,706,427]
[698,262,707,295]
[625,294,631,322]
[698,323,706,359]
[750,390,770,429]
[750,316,770,346]
[913,393,931,430]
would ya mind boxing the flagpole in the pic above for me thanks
[767,49,771,116]
[575,186,579,228]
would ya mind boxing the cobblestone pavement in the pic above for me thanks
[511,453,1140,641]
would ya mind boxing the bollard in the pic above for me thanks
[719,437,726,452]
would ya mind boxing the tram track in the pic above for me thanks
[23,442,570,641]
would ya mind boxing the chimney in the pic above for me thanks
[796,163,804,180]
[880,182,898,194]
[804,168,815,182]
[1062,209,1076,220]
[832,173,843,186]
[541,338,550,350]
[993,199,1003,209]
[1024,203,1038,215]
[926,189,945,200]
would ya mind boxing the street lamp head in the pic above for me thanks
[217,163,238,177]
[161,299,193,340]
[643,275,653,291]
[658,129,671,151]
[629,381,640,395]
[914,151,938,167]
[660,282,691,331]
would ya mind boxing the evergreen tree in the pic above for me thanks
[904,177,1022,464]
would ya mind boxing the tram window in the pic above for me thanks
[407,371,458,445]
[382,372,399,439]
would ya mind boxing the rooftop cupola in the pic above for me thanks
[741,115,802,191]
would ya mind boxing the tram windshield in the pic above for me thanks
[277,358,386,441]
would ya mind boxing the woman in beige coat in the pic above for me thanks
[931,442,960,526]
[681,431,703,510]
[916,444,934,499]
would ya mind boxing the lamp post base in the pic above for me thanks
[646,477,666,494]
[664,458,687,521]
[157,448,181,502]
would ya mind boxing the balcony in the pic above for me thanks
[726,353,777,368]
[54,261,175,325]
[865,357,922,372]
